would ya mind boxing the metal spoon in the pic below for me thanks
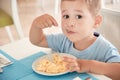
[0,67,3,72]
[85,77,92,80]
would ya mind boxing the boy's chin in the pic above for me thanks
[67,37,78,42]
[67,36,84,42]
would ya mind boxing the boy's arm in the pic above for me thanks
[64,57,120,80]
[78,60,120,80]
[29,24,47,47]
[29,14,58,47]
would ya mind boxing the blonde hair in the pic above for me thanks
[61,0,101,16]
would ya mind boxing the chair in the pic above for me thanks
[40,0,60,16]
[112,0,120,4]
[0,0,24,42]
[0,8,14,42]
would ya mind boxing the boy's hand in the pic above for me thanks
[33,14,58,29]
[63,56,90,73]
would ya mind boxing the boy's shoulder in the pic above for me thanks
[95,33,118,51]
[46,33,71,45]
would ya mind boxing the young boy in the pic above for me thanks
[29,0,120,80]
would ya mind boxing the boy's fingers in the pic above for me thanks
[64,57,81,72]
[46,19,54,27]
[66,61,78,67]
[35,14,58,28]
[39,24,45,29]
[69,66,80,72]
[49,16,58,26]
[63,56,76,62]
[43,23,49,28]
[67,63,80,72]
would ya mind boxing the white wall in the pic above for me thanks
[0,0,12,16]
[98,9,120,52]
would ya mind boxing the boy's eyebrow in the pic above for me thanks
[62,9,83,13]
[74,10,83,13]
[62,10,68,13]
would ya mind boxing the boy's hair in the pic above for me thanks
[61,0,101,16]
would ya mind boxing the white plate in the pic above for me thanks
[32,53,76,76]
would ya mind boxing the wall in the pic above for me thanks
[0,0,12,16]
[98,9,120,52]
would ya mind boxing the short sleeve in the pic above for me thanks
[105,47,120,63]
[46,34,65,52]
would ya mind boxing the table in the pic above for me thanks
[0,38,112,80]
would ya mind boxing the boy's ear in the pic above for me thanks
[94,15,103,28]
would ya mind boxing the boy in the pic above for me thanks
[29,0,120,80]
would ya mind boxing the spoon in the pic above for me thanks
[0,67,3,72]
[85,77,92,80]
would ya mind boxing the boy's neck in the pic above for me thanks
[73,35,97,51]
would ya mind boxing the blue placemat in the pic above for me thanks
[0,50,98,80]
[0,61,32,80]
[0,50,15,62]
[17,72,98,80]
[0,50,32,80]
[19,52,98,80]
[19,51,46,68]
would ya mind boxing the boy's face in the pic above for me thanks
[61,0,98,42]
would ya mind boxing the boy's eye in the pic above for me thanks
[75,15,82,19]
[63,15,69,19]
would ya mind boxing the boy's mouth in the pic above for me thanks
[66,29,76,34]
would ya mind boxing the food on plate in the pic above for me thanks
[35,53,67,74]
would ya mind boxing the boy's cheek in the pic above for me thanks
[61,23,66,28]
[62,20,68,26]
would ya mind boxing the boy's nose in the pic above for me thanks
[67,19,75,27]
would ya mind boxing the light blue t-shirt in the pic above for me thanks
[46,33,120,63]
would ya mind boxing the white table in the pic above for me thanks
[0,38,112,80]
